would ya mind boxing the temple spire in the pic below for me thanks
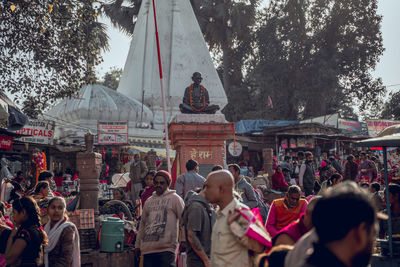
[117,0,228,129]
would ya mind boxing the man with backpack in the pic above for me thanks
[182,188,215,267]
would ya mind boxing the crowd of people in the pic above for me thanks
[0,169,80,267]
[0,149,399,267]
[133,153,400,267]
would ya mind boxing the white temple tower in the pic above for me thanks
[117,0,228,129]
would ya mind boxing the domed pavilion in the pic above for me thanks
[45,84,161,146]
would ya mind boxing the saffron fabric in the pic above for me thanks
[266,198,307,238]
[274,214,308,244]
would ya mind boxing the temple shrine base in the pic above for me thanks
[169,114,234,177]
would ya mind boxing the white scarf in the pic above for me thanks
[44,219,80,267]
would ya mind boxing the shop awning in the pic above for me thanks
[356,134,400,147]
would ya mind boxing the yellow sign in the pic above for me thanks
[190,148,212,160]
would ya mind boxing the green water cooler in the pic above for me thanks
[100,217,124,252]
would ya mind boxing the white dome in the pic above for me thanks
[46,84,153,123]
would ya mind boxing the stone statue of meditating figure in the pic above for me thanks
[179,72,220,114]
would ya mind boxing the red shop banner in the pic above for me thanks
[0,135,13,150]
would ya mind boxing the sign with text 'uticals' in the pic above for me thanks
[0,135,14,150]
[15,120,55,145]
[97,121,128,144]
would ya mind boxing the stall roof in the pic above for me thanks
[235,120,298,134]
[0,127,30,138]
[356,133,400,147]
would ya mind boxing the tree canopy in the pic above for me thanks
[244,0,385,121]
[100,67,123,90]
[0,0,108,117]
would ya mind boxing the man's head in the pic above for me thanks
[186,159,198,172]
[38,171,54,182]
[192,72,203,85]
[370,182,380,193]
[203,170,234,205]
[305,152,313,162]
[285,185,302,209]
[360,152,367,161]
[134,154,140,162]
[211,165,223,172]
[297,151,305,160]
[228,164,241,182]
[153,170,171,195]
[312,182,377,267]
[284,156,291,162]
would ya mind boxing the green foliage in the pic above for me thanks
[101,0,141,35]
[100,67,123,90]
[382,91,400,120]
[250,0,385,120]
[189,0,261,121]
[0,0,109,118]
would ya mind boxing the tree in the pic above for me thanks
[101,0,141,35]
[0,1,109,117]
[250,0,385,120]
[382,91,400,120]
[100,67,123,90]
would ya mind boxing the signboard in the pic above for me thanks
[15,120,55,145]
[228,142,242,157]
[97,121,128,145]
[0,135,13,150]
[338,119,362,132]
[300,113,338,128]
[366,120,400,137]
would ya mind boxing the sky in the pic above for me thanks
[96,0,400,94]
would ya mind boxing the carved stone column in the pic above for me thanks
[77,132,102,220]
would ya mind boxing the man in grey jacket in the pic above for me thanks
[299,152,316,196]
[129,154,148,203]
[228,164,258,209]
[175,159,205,199]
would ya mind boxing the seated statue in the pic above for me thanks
[179,72,220,114]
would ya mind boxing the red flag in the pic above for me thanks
[267,96,273,109]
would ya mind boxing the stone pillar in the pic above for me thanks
[76,132,102,222]
[262,148,273,178]
[147,149,157,171]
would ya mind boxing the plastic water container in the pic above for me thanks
[100,217,124,252]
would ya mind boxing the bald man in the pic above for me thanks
[204,170,264,267]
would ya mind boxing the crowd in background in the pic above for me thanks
[0,149,399,267]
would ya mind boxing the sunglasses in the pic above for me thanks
[154,181,166,185]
